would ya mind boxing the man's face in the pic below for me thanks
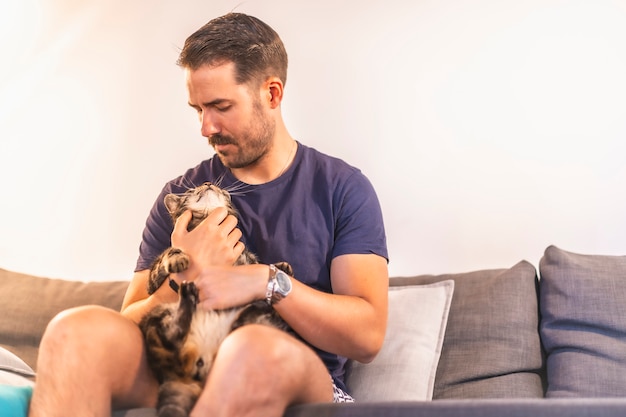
[185,62,275,169]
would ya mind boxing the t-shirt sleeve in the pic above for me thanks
[134,187,175,272]
[331,171,388,262]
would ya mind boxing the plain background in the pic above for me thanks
[1,0,625,281]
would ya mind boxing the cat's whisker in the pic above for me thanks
[224,179,249,190]
[181,177,198,191]
[225,184,247,193]
[228,192,250,198]
[225,182,253,196]
[213,172,227,188]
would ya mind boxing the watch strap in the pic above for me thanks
[266,264,278,305]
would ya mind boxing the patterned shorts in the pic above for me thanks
[332,382,355,403]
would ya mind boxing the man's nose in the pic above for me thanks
[200,112,220,137]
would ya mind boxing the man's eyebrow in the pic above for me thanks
[188,99,231,108]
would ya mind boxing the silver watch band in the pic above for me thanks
[266,264,278,305]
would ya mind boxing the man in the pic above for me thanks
[29,12,388,417]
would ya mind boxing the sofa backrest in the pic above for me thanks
[539,245,626,398]
[389,260,545,399]
[0,268,129,371]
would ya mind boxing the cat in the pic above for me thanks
[139,182,291,417]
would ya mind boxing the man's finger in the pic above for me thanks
[173,210,193,234]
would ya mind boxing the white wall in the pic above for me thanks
[1,0,625,281]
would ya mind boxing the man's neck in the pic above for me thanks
[230,138,297,185]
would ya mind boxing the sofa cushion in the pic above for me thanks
[0,385,33,417]
[0,268,129,371]
[0,347,34,378]
[0,347,35,417]
[0,347,35,389]
[389,261,544,399]
[539,245,626,397]
[346,280,454,401]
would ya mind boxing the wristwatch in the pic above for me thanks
[266,264,292,305]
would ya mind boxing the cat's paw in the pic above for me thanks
[180,281,199,305]
[163,248,190,274]
[274,261,293,276]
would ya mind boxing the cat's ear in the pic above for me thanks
[164,194,181,214]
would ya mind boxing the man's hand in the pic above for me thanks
[193,264,270,311]
[170,207,246,280]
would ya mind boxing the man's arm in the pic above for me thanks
[120,270,179,323]
[274,253,388,363]
[192,253,388,364]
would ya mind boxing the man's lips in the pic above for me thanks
[212,142,235,153]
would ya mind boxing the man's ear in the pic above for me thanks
[264,77,284,109]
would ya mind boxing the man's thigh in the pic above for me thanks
[193,324,333,414]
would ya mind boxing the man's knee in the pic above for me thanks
[212,324,332,399]
[37,305,159,409]
[218,324,299,370]
[41,305,129,349]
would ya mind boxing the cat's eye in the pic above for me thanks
[196,358,204,368]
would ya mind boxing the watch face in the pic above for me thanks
[275,270,292,293]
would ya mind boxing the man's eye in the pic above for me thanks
[216,105,231,112]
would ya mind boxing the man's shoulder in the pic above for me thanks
[299,143,361,178]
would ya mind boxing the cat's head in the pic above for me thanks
[164,182,237,231]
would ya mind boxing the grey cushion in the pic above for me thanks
[390,261,544,399]
[0,268,129,371]
[539,245,626,397]
[346,280,454,401]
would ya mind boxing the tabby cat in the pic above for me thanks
[139,182,291,417]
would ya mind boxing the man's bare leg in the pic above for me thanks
[29,305,158,417]
[190,324,333,417]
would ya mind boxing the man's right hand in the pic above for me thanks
[170,207,245,280]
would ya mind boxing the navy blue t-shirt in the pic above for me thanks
[135,142,388,391]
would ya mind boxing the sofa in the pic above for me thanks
[2,245,626,416]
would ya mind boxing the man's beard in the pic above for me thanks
[210,102,275,169]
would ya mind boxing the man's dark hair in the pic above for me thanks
[177,13,288,87]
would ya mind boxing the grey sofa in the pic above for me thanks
[2,245,626,416]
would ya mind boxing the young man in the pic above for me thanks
[29,13,388,417]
